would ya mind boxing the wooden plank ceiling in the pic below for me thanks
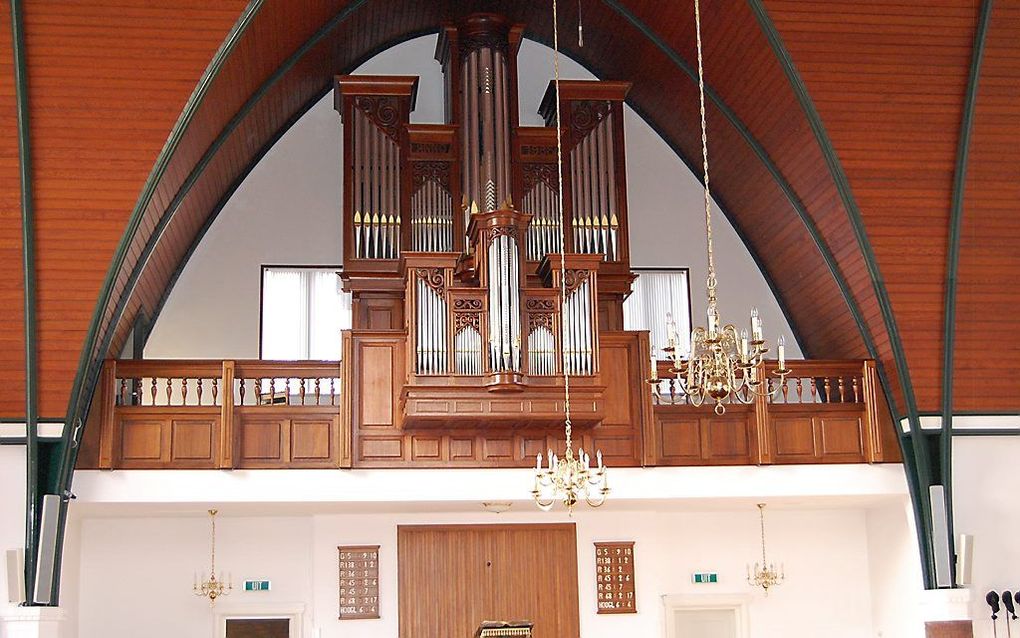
[3,0,1017,419]
[0,0,24,416]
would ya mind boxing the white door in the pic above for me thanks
[673,608,738,638]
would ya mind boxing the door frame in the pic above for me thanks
[213,601,306,638]
[662,593,750,638]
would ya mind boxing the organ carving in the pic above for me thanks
[334,13,634,429]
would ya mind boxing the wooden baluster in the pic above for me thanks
[256,378,264,405]
[330,378,336,406]
[269,377,275,403]
[315,378,321,406]
[795,378,804,403]
[852,377,860,403]
[809,377,817,403]
[668,378,677,405]
[212,378,219,406]
[181,378,189,406]
[239,378,246,406]
[150,378,157,406]
[823,377,832,404]
[780,377,789,403]
[838,377,846,403]
[197,378,203,405]
[766,377,774,404]
[300,378,306,406]
[118,378,127,406]
[165,378,172,406]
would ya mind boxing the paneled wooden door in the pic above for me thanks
[397,524,580,638]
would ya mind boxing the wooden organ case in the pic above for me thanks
[336,13,650,469]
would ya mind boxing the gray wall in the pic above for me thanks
[146,36,800,359]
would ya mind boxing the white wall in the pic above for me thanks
[77,516,313,638]
[953,435,1020,638]
[865,499,925,638]
[147,35,800,359]
[0,447,26,610]
[72,505,880,638]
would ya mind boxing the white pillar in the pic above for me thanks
[0,607,67,638]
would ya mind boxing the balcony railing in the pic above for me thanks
[83,354,896,470]
[95,359,347,470]
[647,359,893,465]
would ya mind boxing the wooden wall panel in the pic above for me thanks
[0,0,24,416]
[397,524,579,638]
[652,408,755,467]
[114,408,219,469]
[235,408,341,469]
[769,408,866,464]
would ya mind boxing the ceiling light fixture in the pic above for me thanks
[193,509,232,606]
[747,503,785,594]
[532,0,609,514]
[660,0,791,415]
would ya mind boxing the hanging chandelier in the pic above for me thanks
[747,503,785,594]
[532,0,609,514]
[193,509,232,606]
[659,0,791,416]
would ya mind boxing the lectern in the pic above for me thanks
[476,620,534,637]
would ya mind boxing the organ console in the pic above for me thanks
[334,13,634,429]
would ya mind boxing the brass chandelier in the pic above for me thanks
[532,0,609,514]
[193,509,232,606]
[661,0,790,416]
[747,503,785,594]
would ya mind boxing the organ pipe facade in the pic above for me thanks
[335,13,633,396]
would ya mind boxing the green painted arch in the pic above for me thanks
[939,0,995,587]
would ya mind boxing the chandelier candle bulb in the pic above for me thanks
[778,335,786,369]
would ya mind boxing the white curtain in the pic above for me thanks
[623,270,692,358]
[261,268,350,360]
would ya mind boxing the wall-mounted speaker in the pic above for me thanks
[956,534,974,586]
[5,547,25,604]
[33,494,61,604]
[929,485,953,588]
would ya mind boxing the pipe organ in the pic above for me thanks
[335,13,634,428]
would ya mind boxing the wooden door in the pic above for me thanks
[398,524,579,638]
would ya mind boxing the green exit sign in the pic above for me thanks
[692,572,718,584]
[244,580,271,592]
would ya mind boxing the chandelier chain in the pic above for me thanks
[759,503,767,564]
[693,0,717,306]
[551,0,573,454]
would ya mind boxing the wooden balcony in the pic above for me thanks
[648,359,900,465]
[76,346,899,470]
[83,359,348,470]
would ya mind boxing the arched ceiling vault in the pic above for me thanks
[2,0,1016,452]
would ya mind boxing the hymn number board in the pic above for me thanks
[338,545,380,620]
[594,542,636,614]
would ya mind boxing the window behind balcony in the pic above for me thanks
[260,266,351,360]
[623,269,692,358]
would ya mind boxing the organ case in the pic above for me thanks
[334,13,636,432]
